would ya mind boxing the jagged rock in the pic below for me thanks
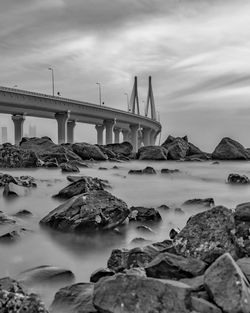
[137,146,168,160]
[93,273,192,313]
[72,142,108,161]
[204,253,250,313]
[103,142,133,157]
[173,206,236,263]
[162,137,189,160]
[234,202,250,256]
[0,173,36,187]
[161,168,180,174]
[40,190,130,233]
[183,198,215,208]
[128,166,156,175]
[129,206,162,222]
[90,268,115,283]
[169,228,179,239]
[145,252,207,280]
[212,137,250,160]
[227,173,250,184]
[60,162,79,173]
[191,296,222,313]
[3,182,30,197]
[51,283,97,313]
[54,176,106,199]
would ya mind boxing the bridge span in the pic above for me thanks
[0,78,161,151]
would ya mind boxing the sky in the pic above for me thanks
[1,0,250,151]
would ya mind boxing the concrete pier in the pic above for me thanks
[113,128,121,144]
[104,120,115,145]
[150,129,157,146]
[95,124,105,145]
[130,124,139,152]
[122,129,130,142]
[55,111,70,144]
[12,114,25,145]
[67,120,76,143]
[142,128,151,146]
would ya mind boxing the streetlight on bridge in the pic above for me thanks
[124,93,130,112]
[96,82,102,106]
[48,67,55,96]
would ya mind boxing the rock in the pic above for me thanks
[0,277,25,294]
[107,248,129,272]
[40,190,130,233]
[235,202,250,221]
[163,137,189,160]
[212,161,220,165]
[234,202,250,255]
[0,143,38,168]
[227,173,250,184]
[204,253,250,313]
[44,159,59,168]
[170,228,179,239]
[173,206,236,263]
[129,206,162,222]
[145,252,207,280]
[128,166,156,175]
[191,296,222,313]
[137,146,168,160]
[161,168,180,174]
[13,209,32,218]
[136,225,154,233]
[157,204,171,210]
[103,142,133,157]
[60,162,80,173]
[72,142,108,161]
[212,137,250,160]
[54,176,106,199]
[183,198,215,208]
[237,258,250,282]
[175,207,184,214]
[0,229,23,243]
[90,268,115,283]
[93,273,192,313]
[18,265,75,286]
[3,182,30,197]
[130,237,152,245]
[112,165,119,169]
[50,282,97,313]
[123,267,147,277]
[0,173,36,187]
[180,275,204,291]
[98,167,107,170]
[0,211,16,225]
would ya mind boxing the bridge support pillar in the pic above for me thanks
[150,130,157,146]
[122,129,130,142]
[12,114,25,145]
[55,111,70,144]
[95,124,105,145]
[67,120,76,144]
[142,128,151,146]
[113,128,121,144]
[104,120,115,145]
[129,124,139,152]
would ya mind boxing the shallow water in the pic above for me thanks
[0,160,250,306]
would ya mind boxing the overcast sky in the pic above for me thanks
[1,0,250,150]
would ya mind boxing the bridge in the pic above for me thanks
[0,76,161,152]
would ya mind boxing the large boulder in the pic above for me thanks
[93,273,192,313]
[204,253,250,313]
[129,206,162,222]
[173,206,237,263]
[72,142,108,161]
[137,146,168,160]
[164,137,189,160]
[103,142,133,157]
[3,182,30,197]
[212,137,250,160]
[234,202,250,256]
[227,173,250,184]
[40,190,130,233]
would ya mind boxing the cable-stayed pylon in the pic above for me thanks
[145,76,156,120]
[129,76,140,115]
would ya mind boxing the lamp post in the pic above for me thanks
[48,67,55,96]
[124,93,130,112]
[96,82,102,106]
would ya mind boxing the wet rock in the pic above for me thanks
[13,209,32,218]
[163,137,189,160]
[129,206,162,222]
[161,168,180,174]
[50,282,97,313]
[170,228,179,239]
[103,142,133,157]
[204,253,250,313]
[107,248,129,272]
[93,273,192,313]
[212,137,250,160]
[72,142,108,161]
[0,173,36,188]
[90,268,115,283]
[191,296,222,313]
[136,225,154,233]
[183,198,215,208]
[3,182,30,197]
[227,173,250,184]
[173,206,236,263]
[145,252,207,280]
[128,166,156,175]
[40,190,130,233]
[60,162,79,173]
[18,265,75,286]
[157,204,171,210]
[137,146,168,160]
[54,176,106,199]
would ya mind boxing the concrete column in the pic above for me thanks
[55,111,70,144]
[122,129,130,142]
[12,114,25,145]
[104,120,115,145]
[67,120,76,144]
[142,128,152,146]
[150,130,157,146]
[95,124,105,145]
[113,128,121,144]
[129,124,139,152]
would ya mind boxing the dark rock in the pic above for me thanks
[227,173,250,184]
[72,142,108,161]
[212,161,220,165]
[161,168,180,174]
[183,198,215,208]
[0,277,25,294]
[157,204,171,210]
[191,296,222,313]
[136,225,154,233]
[3,182,30,197]
[145,252,207,280]
[137,146,168,160]
[98,167,107,170]
[129,206,162,222]
[128,166,156,175]
[170,228,179,239]
[0,229,22,243]
[93,273,192,313]
[103,142,133,157]
[60,162,79,173]
[13,209,32,218]
[107,248,129,272]
[163,137,189,160]
[130,237,152,245]
[234,204,250,255]
[212,137,250,160]
[54,176,106,199]
[123,267,147,277]
[237,258,250,282]
[175,207,184,214]
[112,165,119,169]
[235,202,250,222]
[44,159,59,168]
[204,253,250,313]
[90,268,115,283]
[40,190,130,233]
[50,282,97,313]
[0,173,35,187]
[173,206,236,263]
